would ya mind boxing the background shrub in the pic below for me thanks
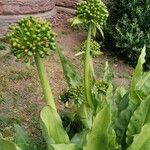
[105,0,150,69]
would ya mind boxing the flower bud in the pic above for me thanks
[8,16,56,63]
[77,0,109,26]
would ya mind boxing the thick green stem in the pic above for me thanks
[84,24,94,108]
[34,54,56,110]
[90,56,95,81]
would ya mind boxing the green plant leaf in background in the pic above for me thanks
[128,123,150,150]
[40,106,70,144]
[126,96,150,145]
[77,103,93,129]
[134,72,150,100]
[114,100,136,147]
[113,86,126,112]
[0,138,22,150]
[14,124,36,150]
[114,47,150,147]
[130,46,146,103]
[84,105,111,150]
[57,46,81,87]
[71,130,88,149]
[51,144,82,150]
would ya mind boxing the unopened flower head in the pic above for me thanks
[77,0,109,26]
[8,16,56,63]
[81,39,102,57]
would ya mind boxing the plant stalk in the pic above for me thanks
[34,54,56,111]
[84,24,94,108]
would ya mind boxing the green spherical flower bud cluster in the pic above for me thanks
[61,86,84,104]
[81,39,102,57]
[95,80,109,94]
[8,16,56,63]
[77,0,108,26]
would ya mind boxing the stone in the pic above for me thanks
[0,0,55,15]
[56,0,78,8]
[0,0,56,37]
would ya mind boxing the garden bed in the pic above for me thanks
[0,13,133,144]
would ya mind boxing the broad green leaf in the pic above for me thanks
[14,124,36,150]
[128,124,150,150]
[0,138,22,150]
[40,106,70,144]
[130,46,146,103]
[114,100,137,146]
[108,128,121,150]
[134,72,150,100]
[84,105,111,150]
[113,87,127,117]
[51,144,82,150]
[117,93,129,115]
[71,130,88,148]
[57,46,81,87]
[40,118,54,150]
[114,87,126,105]
[77,103,93,129]
[105,86,121,150]
[126,96,150,145]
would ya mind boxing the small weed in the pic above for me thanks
[114,72,130,79]
[0,115,20,137]
[0,36,8,43]
[12,91,28,102]
[9,70,33,80]
[0,94,7,104]
[0,42,6,50]
[108,56,118,65]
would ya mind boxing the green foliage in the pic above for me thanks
[0,42,5,50]
[70,0,109,109]
[57,47,149,149]
[126,97,150,145]
[3,4,150,150]
[128,124,150,150]
[80,39,102,57]
[8,16,56,63]
[114,47,150,148]
[130,46,146,102]
[57,47,81,87]
[40,106,70,144]
[14,124,36,150]
[84,105,111,150]
[106,0,150,69]
[0,135,22,150]
[51,144,82,150]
